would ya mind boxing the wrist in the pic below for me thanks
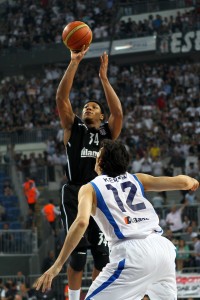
[70,60,79,67]
[100,77,109,83]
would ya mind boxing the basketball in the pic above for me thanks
[62,21,92,52]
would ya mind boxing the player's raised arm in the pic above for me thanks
[56,46,89,144]
[136,173,199,192]
[99,52,123,140]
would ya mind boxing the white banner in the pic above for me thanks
[177,274,200,298]
[170,30,200,53]
[85,41,110,58]
[85,36,156,58]
[111,36,156,55]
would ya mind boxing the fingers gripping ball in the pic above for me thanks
[62,21,92,52]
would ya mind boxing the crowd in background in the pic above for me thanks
[0,1,200,299]
[1,59,200,174]
[0,56,200,274]
[0,0,199,49]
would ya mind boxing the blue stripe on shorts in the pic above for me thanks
[85,258,125,300]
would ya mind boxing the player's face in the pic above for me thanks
[82,102,104,125]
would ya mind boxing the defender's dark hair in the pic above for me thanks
[99,139,130,177]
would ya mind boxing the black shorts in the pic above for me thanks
[60,184,109,254]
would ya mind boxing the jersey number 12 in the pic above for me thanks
[106,181,146,212]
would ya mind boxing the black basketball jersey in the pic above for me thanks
[65,115,112,184]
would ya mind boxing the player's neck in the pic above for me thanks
[84,121,101,130]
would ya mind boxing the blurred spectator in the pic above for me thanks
[149,142,161,159]
[185,162,199,179]
[182,226,197,244]
[0,202,6,221]
[64,283,69,300]
[168,150,185,176]
[151,156,164,176]
[23,177,35,199]
[23,178,39,213]
[131,154,142,173]
[182,215,191,232]
[45,136,56,155]
[3,185,14,197]
[18,282,29,300]
[151,192,165,208]
[29,153,38,179]
[0,223,14,253]
[9,281,18,299]
[26,182,40,213]
[184,190,199,205]
[20,155,31,177]
[176,238,190,272]
[191,233,200,272]
[41,199,60,235]
[0,278,3,298]
[164,229,179,246]
[157,211,166,229]
[3,180,12,191]
[140,152,153,174]
[41,250,55,273]
[1,281,12,300]
[24,208,36,229]
[165,202,187,233]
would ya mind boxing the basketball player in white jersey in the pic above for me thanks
[34,139,199,300]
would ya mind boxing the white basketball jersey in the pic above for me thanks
[90,172,163,248]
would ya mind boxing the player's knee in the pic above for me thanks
[69,251,87,272]
[93,252,109,271]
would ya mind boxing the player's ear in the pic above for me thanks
[100,113,104,121]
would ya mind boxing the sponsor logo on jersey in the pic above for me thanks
[99,128,106,135]
[124,216,149,224]
[81,147,98,158]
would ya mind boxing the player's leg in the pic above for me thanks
[86,235,177,300]
[85,241,148,300]
[88,218,109,280]
[145,235,177,300]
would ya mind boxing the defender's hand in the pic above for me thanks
[33,264,62,293]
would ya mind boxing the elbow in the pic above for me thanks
[77,218,89,230]
[56,93,62,105]
[116,108,123,120]
[178,175,194,190]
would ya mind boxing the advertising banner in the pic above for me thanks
[177,274,200,298]
[86,36,156,58]
[157,30,200,54]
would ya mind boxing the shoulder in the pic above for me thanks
[70,116,88,135]
[79,183,95,194]
[99,122,111,137]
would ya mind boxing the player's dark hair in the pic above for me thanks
[99,139,130,177]
[84,100,104,114]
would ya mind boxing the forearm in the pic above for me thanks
[137,174,199,191]
[54,218,88,268]
[101,78,122,116]
[56,60,79,102]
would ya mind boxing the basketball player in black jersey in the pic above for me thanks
[56,46,123,300]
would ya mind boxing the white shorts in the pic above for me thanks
[85,233,177,300]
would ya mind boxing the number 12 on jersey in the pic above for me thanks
[106,181,146,212]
